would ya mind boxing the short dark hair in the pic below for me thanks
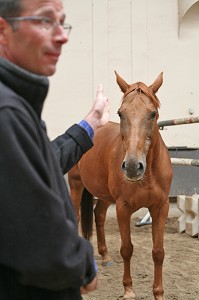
[0,0,24,18]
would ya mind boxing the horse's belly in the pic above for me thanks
[79,154,114,202]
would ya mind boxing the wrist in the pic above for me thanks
[84,114,100,132]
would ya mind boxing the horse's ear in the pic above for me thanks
[149,72,163,94]
[115,70,130,94]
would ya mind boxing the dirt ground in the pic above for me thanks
[83,205,199,300]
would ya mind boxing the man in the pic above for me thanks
[0,0,110,299]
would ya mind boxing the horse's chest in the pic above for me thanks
[123,185,148,201]
[111,177,159,207]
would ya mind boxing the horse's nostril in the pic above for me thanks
[138,162,144,171]
[122,162,126,171]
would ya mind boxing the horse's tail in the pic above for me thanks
[80,188,94,240]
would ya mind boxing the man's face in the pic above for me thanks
[1,0,68,76]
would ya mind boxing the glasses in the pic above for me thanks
[4,16,72,35]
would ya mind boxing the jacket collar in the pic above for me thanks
[0,58,49,117]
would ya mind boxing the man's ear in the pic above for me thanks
[0,17,10,45]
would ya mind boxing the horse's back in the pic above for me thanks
[77,121,121,200]
[94,121,120,143]
[82,121,121,163]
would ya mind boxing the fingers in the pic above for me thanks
[83,83,110,131]
[80,276,98,295]
[96,83,103,96]
[96,84,107,103]
[96,84,109,109]
[103,97,110,114]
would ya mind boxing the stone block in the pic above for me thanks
[177,195,186,233]
[185,194,199,237]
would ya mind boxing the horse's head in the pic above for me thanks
[115,71,163,182]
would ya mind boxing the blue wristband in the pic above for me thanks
[94,259,98,272]
[78,120,94,141]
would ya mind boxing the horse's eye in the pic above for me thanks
[151,111,157,119]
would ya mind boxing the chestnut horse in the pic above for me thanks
[68,72,173,300]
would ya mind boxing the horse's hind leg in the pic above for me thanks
[68,165,84,224]
[150,201,169,300]
[94,200,113,265]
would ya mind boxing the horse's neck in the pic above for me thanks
[147,128,162,163]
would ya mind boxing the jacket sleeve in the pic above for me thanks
[51,124,93,174]
[0,108,96,291]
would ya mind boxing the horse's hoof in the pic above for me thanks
[102,261,113,266]
[102,254,113,266]
[123,290,136,299]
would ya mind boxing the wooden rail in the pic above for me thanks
[171,158,199,167]
[158,116,199,129]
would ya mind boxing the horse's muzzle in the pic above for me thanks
[121,159,145,182]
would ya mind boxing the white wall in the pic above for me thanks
[43,0,199,148]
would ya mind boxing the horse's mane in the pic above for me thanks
[124,82,160,109]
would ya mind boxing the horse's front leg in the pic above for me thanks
[150,200,169,300]
[116,202,135,300]
[94,200,112,265]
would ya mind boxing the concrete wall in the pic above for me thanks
[43,0,199,148]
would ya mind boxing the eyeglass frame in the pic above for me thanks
[4,15,72,35]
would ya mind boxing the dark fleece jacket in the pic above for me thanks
[0,58,95,300]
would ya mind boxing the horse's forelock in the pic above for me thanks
[123,82,160,109]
